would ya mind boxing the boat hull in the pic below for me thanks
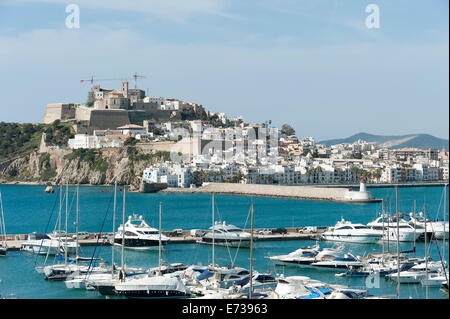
[321,234,381,244]
[199,237,251,248]
[114,238,167,250]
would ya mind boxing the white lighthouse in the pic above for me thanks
[344,176,374,202]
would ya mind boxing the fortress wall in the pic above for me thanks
[43,103,76,124]
[87,110,130,133]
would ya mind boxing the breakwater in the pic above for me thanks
[158,183,382,203]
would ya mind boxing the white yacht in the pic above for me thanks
[200,221,252,248]
[386,261,445,284]
[321,218,383,244]
[114,214,169,250]
[310,253,365,271]
[367,214,423,242]
[114,275,190,299]
[21,232,78,255]
[268,244,320,267]
[420,270,450,287]
[268,245,344,268]
[408,212,449,240]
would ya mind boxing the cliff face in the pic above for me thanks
[0,147,166,191]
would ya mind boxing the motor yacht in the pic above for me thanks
[367,214,423,242]
[321,218,383,244]
[386,261,445,284]
[310,253,365,271]
[199,221,252,248]
[407,212,449,240]
[21,232,77,255]
[113,214,169,250]
[268,244,343,268]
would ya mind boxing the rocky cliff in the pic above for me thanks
[0,147,170,191]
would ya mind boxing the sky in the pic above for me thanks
[0,0,448,140]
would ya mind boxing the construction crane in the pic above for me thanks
[80,76,127,84]
[132,72,145,89]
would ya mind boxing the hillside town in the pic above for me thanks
[42,81,449,189]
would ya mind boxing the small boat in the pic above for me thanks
[43,259,111,281]
[268,245,343,268]
[420,270,450,287]
[321,218,383,244]
[386,261,445,284]
[114,214,169,250]
[199,221,252,248]
[44,186,54,193]
[310,253,365,271]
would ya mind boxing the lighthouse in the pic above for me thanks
[344,175,374,202]
[359,176,367,193]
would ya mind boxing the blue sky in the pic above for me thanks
[0,0,448,140]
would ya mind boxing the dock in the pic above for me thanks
[0,227,325,251]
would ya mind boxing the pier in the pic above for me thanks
[0,227,325,251]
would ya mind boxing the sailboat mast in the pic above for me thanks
[424,203,428,299]
[212,194,215,266]
[121,185,126,271]
[58,184,62,254]
[443,184,447,265]
[0,192,7,248]
[112,181,117,274]
[395,186,400,299]
[159,202,162,272]
[249,202,254,300]
[381,199,385,254]
[75,184,79,266]
[65,183,68,265]
[413,199,417,257]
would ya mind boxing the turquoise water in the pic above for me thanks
[0,185,448,299]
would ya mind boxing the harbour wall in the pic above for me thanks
[158,183,382,203]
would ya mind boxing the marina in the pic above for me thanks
[0,184,448,299]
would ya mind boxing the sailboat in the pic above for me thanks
[44,184,108,281]
[0,191,7,256]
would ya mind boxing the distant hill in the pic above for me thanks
[319,133,449,150]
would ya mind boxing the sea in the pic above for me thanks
[0,184,448,299]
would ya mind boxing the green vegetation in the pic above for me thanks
[128,147,171,162]
[92,157,109,173]
[0,122,46,161]
[41,167,57,181]
[124,136,138,146]
[64,148,109,173]
[0,121,75,162]
[64,148,97,163]
[281,124,296,136]
[43,120,75,146]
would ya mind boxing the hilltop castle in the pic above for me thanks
[43,80,207,134]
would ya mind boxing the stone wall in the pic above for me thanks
[43,103,76,124]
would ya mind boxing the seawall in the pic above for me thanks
[158,183,382,203]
